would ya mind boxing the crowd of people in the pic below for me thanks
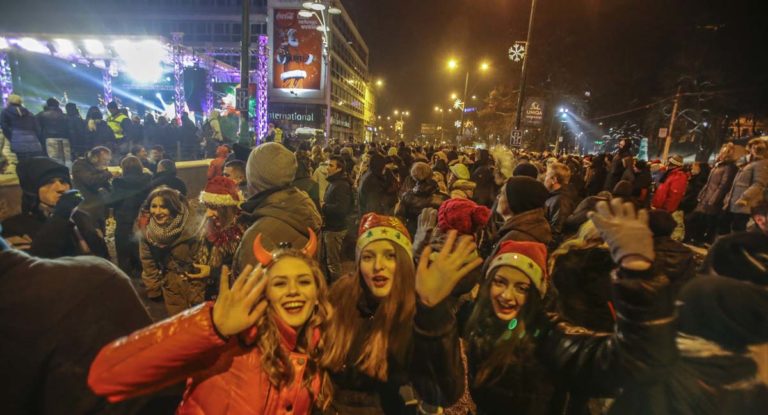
[1,112,768,414]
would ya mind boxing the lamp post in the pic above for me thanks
[239,0,250,144]
[300,1,342,143]
[447,59,489,141]
[434,106,445,143]
[393,109,409,141]
[513,0,538,131]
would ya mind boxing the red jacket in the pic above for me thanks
[88,303,321,415]
[651,168,689,212]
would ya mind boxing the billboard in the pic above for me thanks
[523,97,545,126]
[273,9,323,90]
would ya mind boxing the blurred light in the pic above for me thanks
[315,25,328,32]
[298,10,314,18]
[584,91,591,97]
[702,121,709,127]
[472,95,477,99]
[53,38,76,56]
[451,93,457,100]
[394,109,399,115]
[113,39,166,83]
[376,79,383,86]
[447,59,458,70]
[328,7,342,14]
[302,1,316,9]
[17,37,49,54]
[480,62,490,71]
[434,106,440,111]
[308,1,326,11]
[155,92,162,99]
[0,37,9,50]
[71,63,77,67]
[83,39,105,55]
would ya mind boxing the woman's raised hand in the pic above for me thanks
[212,265,268,337]
[416,230,483,307]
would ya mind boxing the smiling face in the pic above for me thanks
[149,196,172,226]
[359,240,398,299]
[489,266,531,321]
[266,256,318,328]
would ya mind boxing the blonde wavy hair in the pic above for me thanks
[248,250,334,409]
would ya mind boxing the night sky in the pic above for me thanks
[345,0,768,130]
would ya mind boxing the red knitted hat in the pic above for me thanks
[437,198,491,235]
[488,241,548,297]
[357,213,412,257]
[199,176,243,206]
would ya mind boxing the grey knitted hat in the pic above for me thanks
[246,143,297,193]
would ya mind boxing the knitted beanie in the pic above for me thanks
[488,240,548,297]
[504,176,549,214]
[668,155,684,167]
[437,198,491,235]
[513,162,539,179]
[410,161,432,181]
[357,212,412,258]
[246,143,297,193]
[199,176,243,206]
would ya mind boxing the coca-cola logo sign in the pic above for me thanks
[275,11,294,20]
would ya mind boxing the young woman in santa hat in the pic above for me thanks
[320,212,482,414]
[89,232,336,414]
[440,199,677,414]
[186,176,248,300]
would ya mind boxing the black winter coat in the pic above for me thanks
[358,171,396,215]
[37,107,69,140]
[0,249,172,414]
[653,236,695,295]
[108,173,152,225]
[396,179,448,236]
[471,164,498,208]
[322,171,354,232]
[545,187,577,244]
[462,266,675,415]
[149,171,187,196]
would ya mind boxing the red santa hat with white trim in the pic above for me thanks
[487,240,548,297]
[199,176,243,207]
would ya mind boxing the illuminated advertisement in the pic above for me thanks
[273,8,323,90]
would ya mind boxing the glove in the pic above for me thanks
[588,198,654,267]
[412,208,438,257]
[53,190,84,219]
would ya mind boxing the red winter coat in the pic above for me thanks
[652,168,689,212]
[88,302,321,415]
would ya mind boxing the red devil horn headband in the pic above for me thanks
[252,228,318,267]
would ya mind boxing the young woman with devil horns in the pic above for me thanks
[88,229,336,414]
[319,212,483,414]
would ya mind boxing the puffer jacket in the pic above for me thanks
[695,161,738,215]
[724,157,768,214]
[89,302,322,414]
[1,104,42,153]
[234,186,322,273]
[38,107,70,140]
[463,266,676,415]
[651,168,688,212]
[140,219,203,315]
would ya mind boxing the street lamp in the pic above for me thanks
[447,59,489,140]
[301,0,342,143]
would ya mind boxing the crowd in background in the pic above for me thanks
[1,91,768,414]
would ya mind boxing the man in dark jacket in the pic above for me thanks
[149,159,187,196]
[358,151,396,214]
[37,98,71,166]
[486,176,552,263]
[0,234,178,414]
[234,143,322,273]
[1,157,82,257]
[322,155,354,281]
[65,103,87,158]
[1,94,43,160]
[72,146,113,231]
[544,162,577,246]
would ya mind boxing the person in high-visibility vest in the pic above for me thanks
[106,101,131,158]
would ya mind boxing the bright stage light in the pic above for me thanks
[83,39,105,55]
[156,92,162,98]
[0,37,9,50]
[53,39,76,56]
[298,10,314,18]
[113,39,167,83]
[17,37,49,54]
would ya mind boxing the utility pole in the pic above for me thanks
[513,0,538,132]
[661,85,682,161]
[239,0,251,145]
[459,71,469,141]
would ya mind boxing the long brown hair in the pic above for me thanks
[320,242,416,381]
[245,251,334,408]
